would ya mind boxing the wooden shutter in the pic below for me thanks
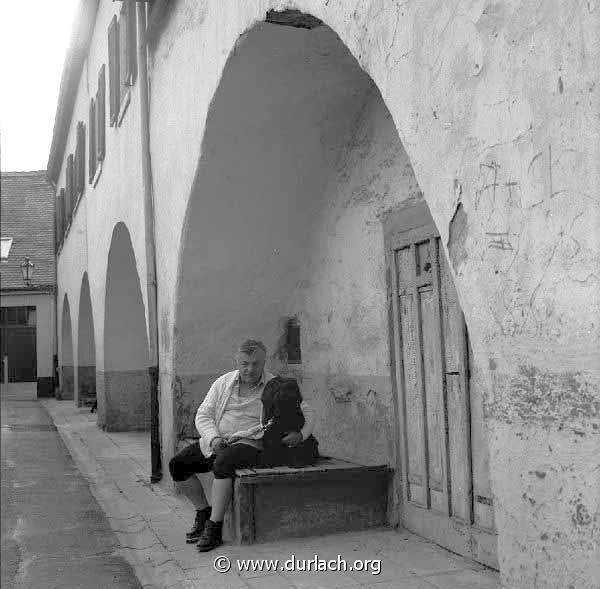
[61,188,68,235]
[60,189,65,237]
[75,122,85,195]
[56,190,64,251]
[97,64,106,160]
[108,16,119,125]
[65,155,74,223]
[74,133,80,195]
[127,0,137,84]
[89,99,96,182]
[119,5,128,106]
[60,188,66,239]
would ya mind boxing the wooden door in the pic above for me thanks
[389,223,497,569]
[1,326,37,382]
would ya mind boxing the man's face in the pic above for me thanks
[236,349,266,384]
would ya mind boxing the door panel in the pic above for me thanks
[420,286,444,501]
[390,228,497,569]
[469,339,495,531]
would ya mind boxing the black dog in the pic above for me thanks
[259,377,319,468]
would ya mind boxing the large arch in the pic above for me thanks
[77,273,96,407]
[99,222,150,431]
[172,18,496,566]
[60,295,74,400]
[174,21,409,448]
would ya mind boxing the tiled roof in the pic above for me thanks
[0,171,56,290]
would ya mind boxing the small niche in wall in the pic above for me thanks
[285,317,301,364]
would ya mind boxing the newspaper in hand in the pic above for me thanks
[225,418,275,444]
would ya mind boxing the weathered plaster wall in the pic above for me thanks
[299,85,421,470]
[148,1,599,585]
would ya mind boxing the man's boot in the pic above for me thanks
[196,519,223,552]
[186,506,211,544]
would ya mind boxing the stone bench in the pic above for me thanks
[177,439,392,544]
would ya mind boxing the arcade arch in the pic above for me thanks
[77,273,97,407]
[60,295,74,400]
[172,19,495,566]
[100,222,150,431]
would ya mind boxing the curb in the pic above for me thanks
[40,400,194,589]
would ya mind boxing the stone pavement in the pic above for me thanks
[42,399,501,589]
[1,398,142,588]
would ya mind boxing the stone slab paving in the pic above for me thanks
[42,400,501,589]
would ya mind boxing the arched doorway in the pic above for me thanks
[100,222,150,431]
[173,19,496,566]
[77,273,96,408]
[60,295,74,400]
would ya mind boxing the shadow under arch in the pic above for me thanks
[172,15,494,565]
[60,294,74,400]
[174,17,430,439]
[100,222,150,431]
[77,272,97,408]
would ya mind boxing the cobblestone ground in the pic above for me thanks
[40,400,501,589]
[1,397,142,588]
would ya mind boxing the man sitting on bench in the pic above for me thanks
[168,339,316,552]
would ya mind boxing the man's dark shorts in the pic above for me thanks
[169,441,262,481]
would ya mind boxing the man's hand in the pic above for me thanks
[210,437,228,454]
[281,431,302,448]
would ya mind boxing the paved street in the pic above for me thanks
[1,397,142,588]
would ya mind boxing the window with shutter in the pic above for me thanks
[56,190,64,251]
[75,122,85,196]
[108,16,120,125]
[127,0,137,84]
[74,132,80,195]
[89,99,96,182]
[97,64,106,160]
[118,1,137,113]
[119,4,128,106]
[66,155,74,223]
[60,188,66,240]
[59,189,65,239]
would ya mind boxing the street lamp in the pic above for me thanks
[20,257,35,286]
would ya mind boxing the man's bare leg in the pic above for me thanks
[210,478,233,522]
[176,477,209,510]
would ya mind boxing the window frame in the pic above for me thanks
[0,237,13,260]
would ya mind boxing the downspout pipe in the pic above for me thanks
[137,2,161,483]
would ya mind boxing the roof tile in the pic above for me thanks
[1,171,56,290]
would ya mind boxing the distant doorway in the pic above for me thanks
[0,306,37,382]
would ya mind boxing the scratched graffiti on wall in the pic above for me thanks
[475,159,524,254]
[490,279,559,338]
[473,144,599,339]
